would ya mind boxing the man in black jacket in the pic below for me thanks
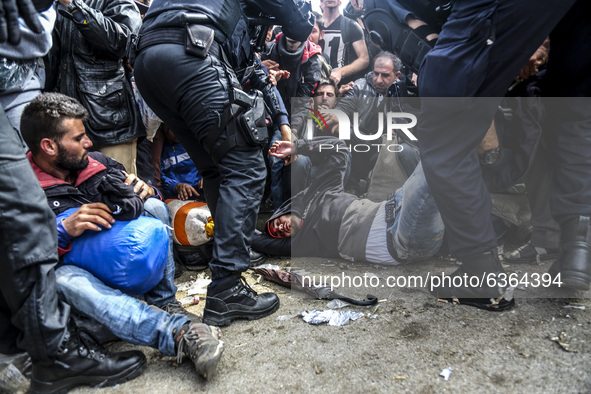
[21,92,224,382]
[134,0,314,326]
[45,0,144,173]
[331,50,403,193]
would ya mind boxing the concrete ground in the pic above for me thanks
[64,251,590,394]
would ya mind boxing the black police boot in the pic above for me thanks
[558,216,591,290]
[29,323,147,394]
[249,248,267,267]
[430,250,515,311]
[202,275,280,326]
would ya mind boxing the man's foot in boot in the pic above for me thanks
[430,250,515,311]
[249,248,267,267]
[541,259,580,297]
[174,322,224,380]
[29,324,146,394]
[161,299,200,321]
[558,216,591,290]
[202,275,280,326]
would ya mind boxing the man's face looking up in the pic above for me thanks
[314,84,337,110]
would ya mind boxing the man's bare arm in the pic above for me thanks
[330,39,369,85]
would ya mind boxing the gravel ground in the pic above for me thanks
[4,214,590,394]
[62,251,591,394]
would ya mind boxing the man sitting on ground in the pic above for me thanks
[23,92,189,317]
[290,79,342,195]
[21,92,223,379]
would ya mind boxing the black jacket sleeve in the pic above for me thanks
[250,57,290,127]
[88,153,144,221]
[251,230,290,257]
[290,137,349,217]
[58,0,140,58]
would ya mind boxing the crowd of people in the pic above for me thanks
[1,0,589,392]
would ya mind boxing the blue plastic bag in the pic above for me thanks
[59,208,168,296]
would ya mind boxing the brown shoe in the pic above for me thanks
[174,322,224,380]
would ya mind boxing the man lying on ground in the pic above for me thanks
[254,137,514,311]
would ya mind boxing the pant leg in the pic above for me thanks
[96,138,138,175]
[134,44,266,280]
[523,138,561,249]
[548,98,591,222]
[0,106,69,361]
[136,138,157,186]
[544,1,591,223]
[417,0,577,258]
[397,142,420,178]
[55,264,188,357]
[142,198,176,306]
[290,154,311,198]
[212,148,266,277]
[389,162,444,260]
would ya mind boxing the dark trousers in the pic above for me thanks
[0,107,69,361]
[524,137,560,250]
[134,43,266,280]
[417,0,590,258]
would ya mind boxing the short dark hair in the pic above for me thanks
[374,51,402,73]
[313,11,325,31]
[21,93,88,155]
[315,79,337,95]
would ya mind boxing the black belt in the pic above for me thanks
[136,27,221,59]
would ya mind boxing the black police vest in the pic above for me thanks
[141,0,252,69]
[142,0,241,42]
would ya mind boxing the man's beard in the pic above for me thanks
[55,145,89,172]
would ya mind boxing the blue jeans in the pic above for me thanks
[55,264,188,356]
[142,198,176,307]
[389,162,444,260]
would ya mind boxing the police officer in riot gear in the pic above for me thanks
[361,0,591,310]
[133,0,314,326]
[415,0,591,308]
